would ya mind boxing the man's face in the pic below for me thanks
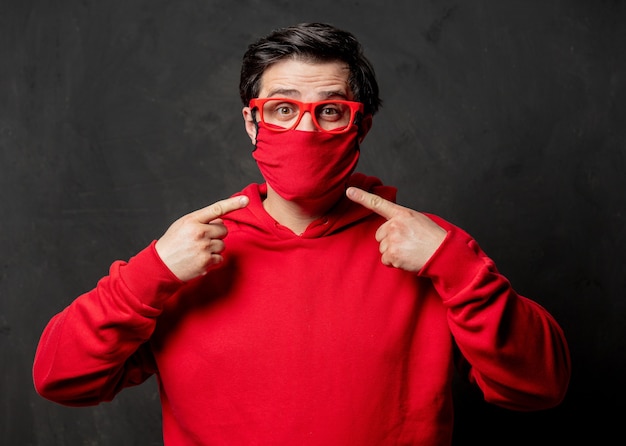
[242,59,371,144]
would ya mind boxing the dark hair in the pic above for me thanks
[239,22,381,116]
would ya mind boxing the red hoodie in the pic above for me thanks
[33,173,571,445]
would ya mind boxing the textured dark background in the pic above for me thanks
[2,0,624,444]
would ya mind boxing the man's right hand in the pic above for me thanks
[155,195,249,282]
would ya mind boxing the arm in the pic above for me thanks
[33,196,250,406]
[346,187,571,410]
[420,217,571,410]
[32,243,181,406]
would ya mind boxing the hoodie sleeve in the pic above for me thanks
[418,215,571,411]
[32,241,184,406]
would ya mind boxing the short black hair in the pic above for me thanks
[239,22,381,116]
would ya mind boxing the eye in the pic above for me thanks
[320,105,339,116]
[265,101,299,122]
[276,105,295,116]
[317,103,347,122]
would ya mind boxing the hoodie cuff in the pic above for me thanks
[418,226,486,304]
[118,240,185,308]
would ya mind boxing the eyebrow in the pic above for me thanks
[265,88,298,97]
[265,89,349,100]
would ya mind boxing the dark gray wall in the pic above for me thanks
[2,0,624,444]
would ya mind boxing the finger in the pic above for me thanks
[204,253,226,272]
[194,195,249,223]
[206,221,229,240]
[346,187,400,220]
[209,238,226,254]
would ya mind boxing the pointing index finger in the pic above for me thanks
[196,195,249,223]
[346,187,396,220]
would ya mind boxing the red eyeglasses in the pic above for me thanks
[249,98,364,133]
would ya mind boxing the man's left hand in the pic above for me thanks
[346,187,447,273]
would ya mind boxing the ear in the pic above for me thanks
[242,107,257,145]
[357,114,373,143]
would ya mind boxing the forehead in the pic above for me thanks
[259,58,352,99]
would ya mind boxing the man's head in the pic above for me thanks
[239,22,381,117]
[239,23,381,215]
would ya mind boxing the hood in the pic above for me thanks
[224,172,397,239]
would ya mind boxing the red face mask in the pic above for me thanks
[252,123,361,211]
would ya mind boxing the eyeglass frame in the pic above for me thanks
[248,97,365,134]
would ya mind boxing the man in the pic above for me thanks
[33,22,571,445]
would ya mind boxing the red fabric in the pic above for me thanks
[252,125,360,211]
[33,173,570,446]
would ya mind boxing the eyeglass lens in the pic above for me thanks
[259,99,355,132]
